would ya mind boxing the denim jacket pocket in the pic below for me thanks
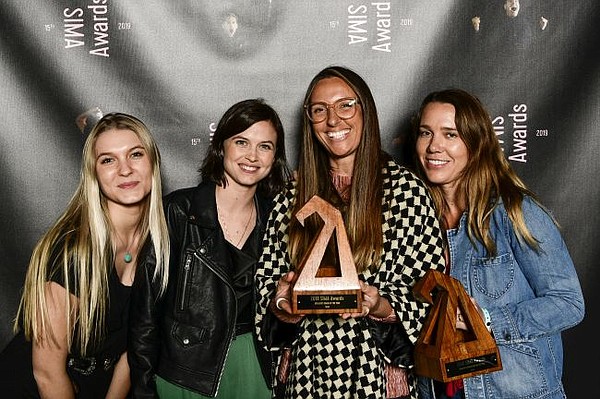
[472,252,514,299]
[493,342,549,397]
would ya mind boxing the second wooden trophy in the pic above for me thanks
[412,269,502,382]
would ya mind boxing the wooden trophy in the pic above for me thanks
[412,269,502,382]
[290,195,362,314]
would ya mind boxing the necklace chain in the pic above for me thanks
[114,230,138,264]
[218,203,254,247]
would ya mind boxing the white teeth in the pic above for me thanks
[240,164,258,171]
[428,159,447,165]
[328,130,349,140]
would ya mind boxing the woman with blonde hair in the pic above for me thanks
[0,112,170,398]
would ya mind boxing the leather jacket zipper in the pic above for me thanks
[179,255,192,311]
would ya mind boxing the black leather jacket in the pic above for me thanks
[128,182,276,398]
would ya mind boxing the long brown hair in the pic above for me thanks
[412,89,542,256]
[289,66,389,273]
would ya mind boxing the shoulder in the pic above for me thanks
[382,158,430,197]
[519,196,560,231]
[164,184,204,205]
[46,234,81,296]
[267,181,296,220]
[164,182,215,213]
[495,195,551,218]
[495,195,558,234]
[274,180,297,205]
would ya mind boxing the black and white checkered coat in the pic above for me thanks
[255,159,445,399]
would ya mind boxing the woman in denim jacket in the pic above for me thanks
[411,89,585,399]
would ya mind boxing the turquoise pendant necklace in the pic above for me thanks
[115,231,136,264]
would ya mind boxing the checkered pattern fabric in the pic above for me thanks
[255,159,445,398]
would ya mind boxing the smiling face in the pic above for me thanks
[222,120,277,190]
[309,77,363,172]
[95,128,153,209]
[416,102,469,193]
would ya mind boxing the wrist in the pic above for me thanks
[368,298,397,322]
[481,307,492,332]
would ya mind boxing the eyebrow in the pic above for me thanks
[96,145,145,158]
[419,124,458,132]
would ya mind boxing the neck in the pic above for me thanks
[108,201,144,234]
[215,184,256,212]
[216,185,257,248]
[329,157,355,177]
[441,193,465,230]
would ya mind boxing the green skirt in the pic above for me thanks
[156,332,271,399]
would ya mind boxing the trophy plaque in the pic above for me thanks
[291,195,362,314]
[412,269,502,382]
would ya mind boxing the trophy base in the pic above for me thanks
[292,289,361,314]
[445,352,501,378]
[416,349,502,382]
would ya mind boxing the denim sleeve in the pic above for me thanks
[490,196,585,343]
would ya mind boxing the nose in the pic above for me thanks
[326,106,341,126]
[118,159,133,175]
[245,146,258,161]
[426,134,443,153]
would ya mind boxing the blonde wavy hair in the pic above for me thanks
[15,113,170,356]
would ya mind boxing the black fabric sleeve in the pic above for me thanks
[128,239,161,399]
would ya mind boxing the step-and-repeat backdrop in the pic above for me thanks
[1,1,598,396]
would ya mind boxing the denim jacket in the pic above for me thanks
[419,196,584,399]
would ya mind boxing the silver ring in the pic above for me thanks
[275,297,289,310]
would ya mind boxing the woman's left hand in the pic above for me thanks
[341,281,391,319]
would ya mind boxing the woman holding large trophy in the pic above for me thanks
[255,66,445,399]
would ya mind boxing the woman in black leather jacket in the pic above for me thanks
[128,98,292,398]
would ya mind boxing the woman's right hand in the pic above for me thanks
[270,271,304,324]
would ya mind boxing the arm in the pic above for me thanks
[490,197,585,341]
[32,282,76,399]
[255,188,300,350]
[128,241,162,399]
[361,167,445,368]
[383,171,446,343]
[105,352,130,399]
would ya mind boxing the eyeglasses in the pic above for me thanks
[304,97,360,123]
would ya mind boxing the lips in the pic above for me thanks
[118,181,139,189]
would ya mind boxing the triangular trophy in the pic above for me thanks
[291,195,362,314]
[412,269,502,382]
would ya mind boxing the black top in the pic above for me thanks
[227,226,259,330]
[0,267,131,398]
